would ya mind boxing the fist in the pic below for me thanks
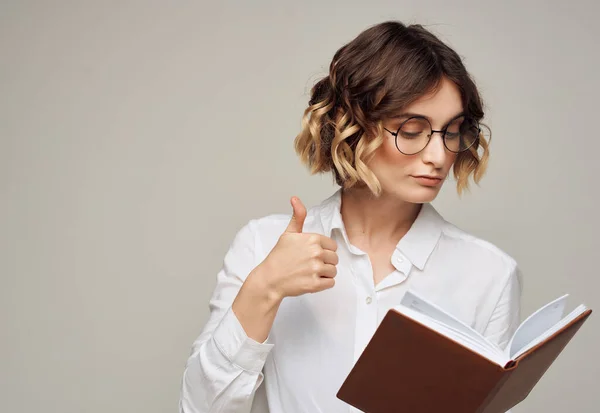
[258,196,339,300]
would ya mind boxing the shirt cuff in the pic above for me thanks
[212,307,274,373]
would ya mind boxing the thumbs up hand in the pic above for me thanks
[285,196,308,234]
[255,196,339,301]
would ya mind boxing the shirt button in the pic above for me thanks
[366,296,372,305]
[395,257,403,264]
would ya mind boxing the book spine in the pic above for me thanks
[475,368,514,413]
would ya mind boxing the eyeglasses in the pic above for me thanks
[383,114,481,155]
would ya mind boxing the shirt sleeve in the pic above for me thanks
[179,219,274,413]
[482,263,522,350]
[482,263,523,413]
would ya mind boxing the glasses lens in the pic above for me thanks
[397,117,431,154]
[445,116,480,152]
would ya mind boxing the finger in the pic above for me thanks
[314,277,335,292]
[318,263,337,278]
[319,235,338,252]
[284,196,307,234]
[320,250,339,266]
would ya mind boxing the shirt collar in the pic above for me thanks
[318,189,445,270]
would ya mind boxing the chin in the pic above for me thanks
[407,190,439,203]
[386,184,442,204]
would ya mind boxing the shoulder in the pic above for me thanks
[239,202,326,254]
[441,220,517,268]
[435,218,520,291]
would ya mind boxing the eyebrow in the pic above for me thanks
[390,111,466,125]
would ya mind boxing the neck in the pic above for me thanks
[340,186,422,248]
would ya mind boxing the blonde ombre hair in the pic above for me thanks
[294,21,490,196]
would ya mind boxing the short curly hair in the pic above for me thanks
[294,21,490,196]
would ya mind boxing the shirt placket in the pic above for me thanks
[351,251,379,363]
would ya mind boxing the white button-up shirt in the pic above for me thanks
[180,189,522,413]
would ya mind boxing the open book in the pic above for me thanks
[337,290,592,413]
[397,290,589,367]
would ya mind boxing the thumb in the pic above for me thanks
[285,196,307,233]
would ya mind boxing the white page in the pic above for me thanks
[511,304,587,360]
[399,290,487,343]
[397,290,506,364]
[506,294,568,359]
[392,304,508,365]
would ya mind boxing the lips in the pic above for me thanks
[413,175,444,180]
[411,175,445,186]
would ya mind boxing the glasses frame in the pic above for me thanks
[383,114,481,155]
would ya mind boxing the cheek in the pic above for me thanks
[368,138,415,176]
[377,136,413,165]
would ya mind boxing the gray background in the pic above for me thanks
[1,1,598,412]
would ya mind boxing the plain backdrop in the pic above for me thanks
[1,1,599,412]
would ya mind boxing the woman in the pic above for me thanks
[180,21,521,413]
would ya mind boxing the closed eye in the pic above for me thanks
[401,132,422,139]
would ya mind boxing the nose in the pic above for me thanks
[420,132,447,168]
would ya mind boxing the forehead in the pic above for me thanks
[394,77,463,123]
